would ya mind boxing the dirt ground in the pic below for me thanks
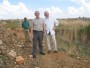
[0,28,90,68]
[14,29,90,68]
[15,48,90,68]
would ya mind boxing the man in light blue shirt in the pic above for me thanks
[44,11,59,53]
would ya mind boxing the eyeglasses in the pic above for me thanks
[35,13,40,14]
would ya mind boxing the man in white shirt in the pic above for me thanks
[44,11,59,53]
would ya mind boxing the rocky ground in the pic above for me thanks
[0,26,90,68]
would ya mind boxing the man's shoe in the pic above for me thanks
[54,51,58,53]
[48,51,51,54]
[33,55,36,58]
[40,53,45,55]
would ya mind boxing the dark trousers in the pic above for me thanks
[32,30,44,55]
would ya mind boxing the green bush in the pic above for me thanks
[85,24,90,40]
[78,24,90,42]
[3,21,21,30]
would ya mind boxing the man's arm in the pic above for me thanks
[43,23,46,33]
[28,22,30,28]
[28,22,31,32]
[43,19,46,33]
[54,19,59,26]
[53,18,59,31]
[22,22,24,28]
[31,20,34,38]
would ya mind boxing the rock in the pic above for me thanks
[0,26,24,67]
[14,65,19,68]
[42,44,45,47]
[0,40,3,45]
[30,45,32,48]
[8,50,17,60]
[0,45,9,54]
[29,55,33,58]
[7,28,11,31]
[77,57,80,59]
[16,56,24,64]
[35,67,40,68]
[16,45,23,48]
[0,50,1,54]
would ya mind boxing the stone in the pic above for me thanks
[29,55,33,58]
[16,45,23,48]
[0,45,9,54]
[8,50,17,60]
[14,65,19,68]
[42,44,45,47]
[0,40,3,45]
[77,57,80,59]
[30,45,32,48]
[16,56,24,64]
[35,67,40,68]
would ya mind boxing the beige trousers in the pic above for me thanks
[23,29,30,42]
[46,34,57,51]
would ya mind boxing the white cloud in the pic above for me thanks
[68,0,90,17]
[38,7,65,18]
[68,7,80,14]
[0,0,90,19]
[0,0,65,19]
[0,0,34,19]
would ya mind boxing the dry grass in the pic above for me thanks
[0,19,90,68]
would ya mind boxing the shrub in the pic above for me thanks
[85,24,90,40]
[78,24,90,42]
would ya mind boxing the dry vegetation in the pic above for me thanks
[0,18,90,68]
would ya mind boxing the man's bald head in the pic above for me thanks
[35,11,40,14]
[44,11,49,18]
[34,11,40,19]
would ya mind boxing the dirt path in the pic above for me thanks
[21,51,89,68]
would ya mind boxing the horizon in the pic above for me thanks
[1,17,90,20]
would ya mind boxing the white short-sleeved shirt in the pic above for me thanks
[44,17,59,35]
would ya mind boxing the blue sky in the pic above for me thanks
[0,0,80,10]
[0,0,90,19]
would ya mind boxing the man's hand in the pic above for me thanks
[31,33,33,39]
[44,29,46,33]
[44,31,46,36]
[52,28,55,31]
